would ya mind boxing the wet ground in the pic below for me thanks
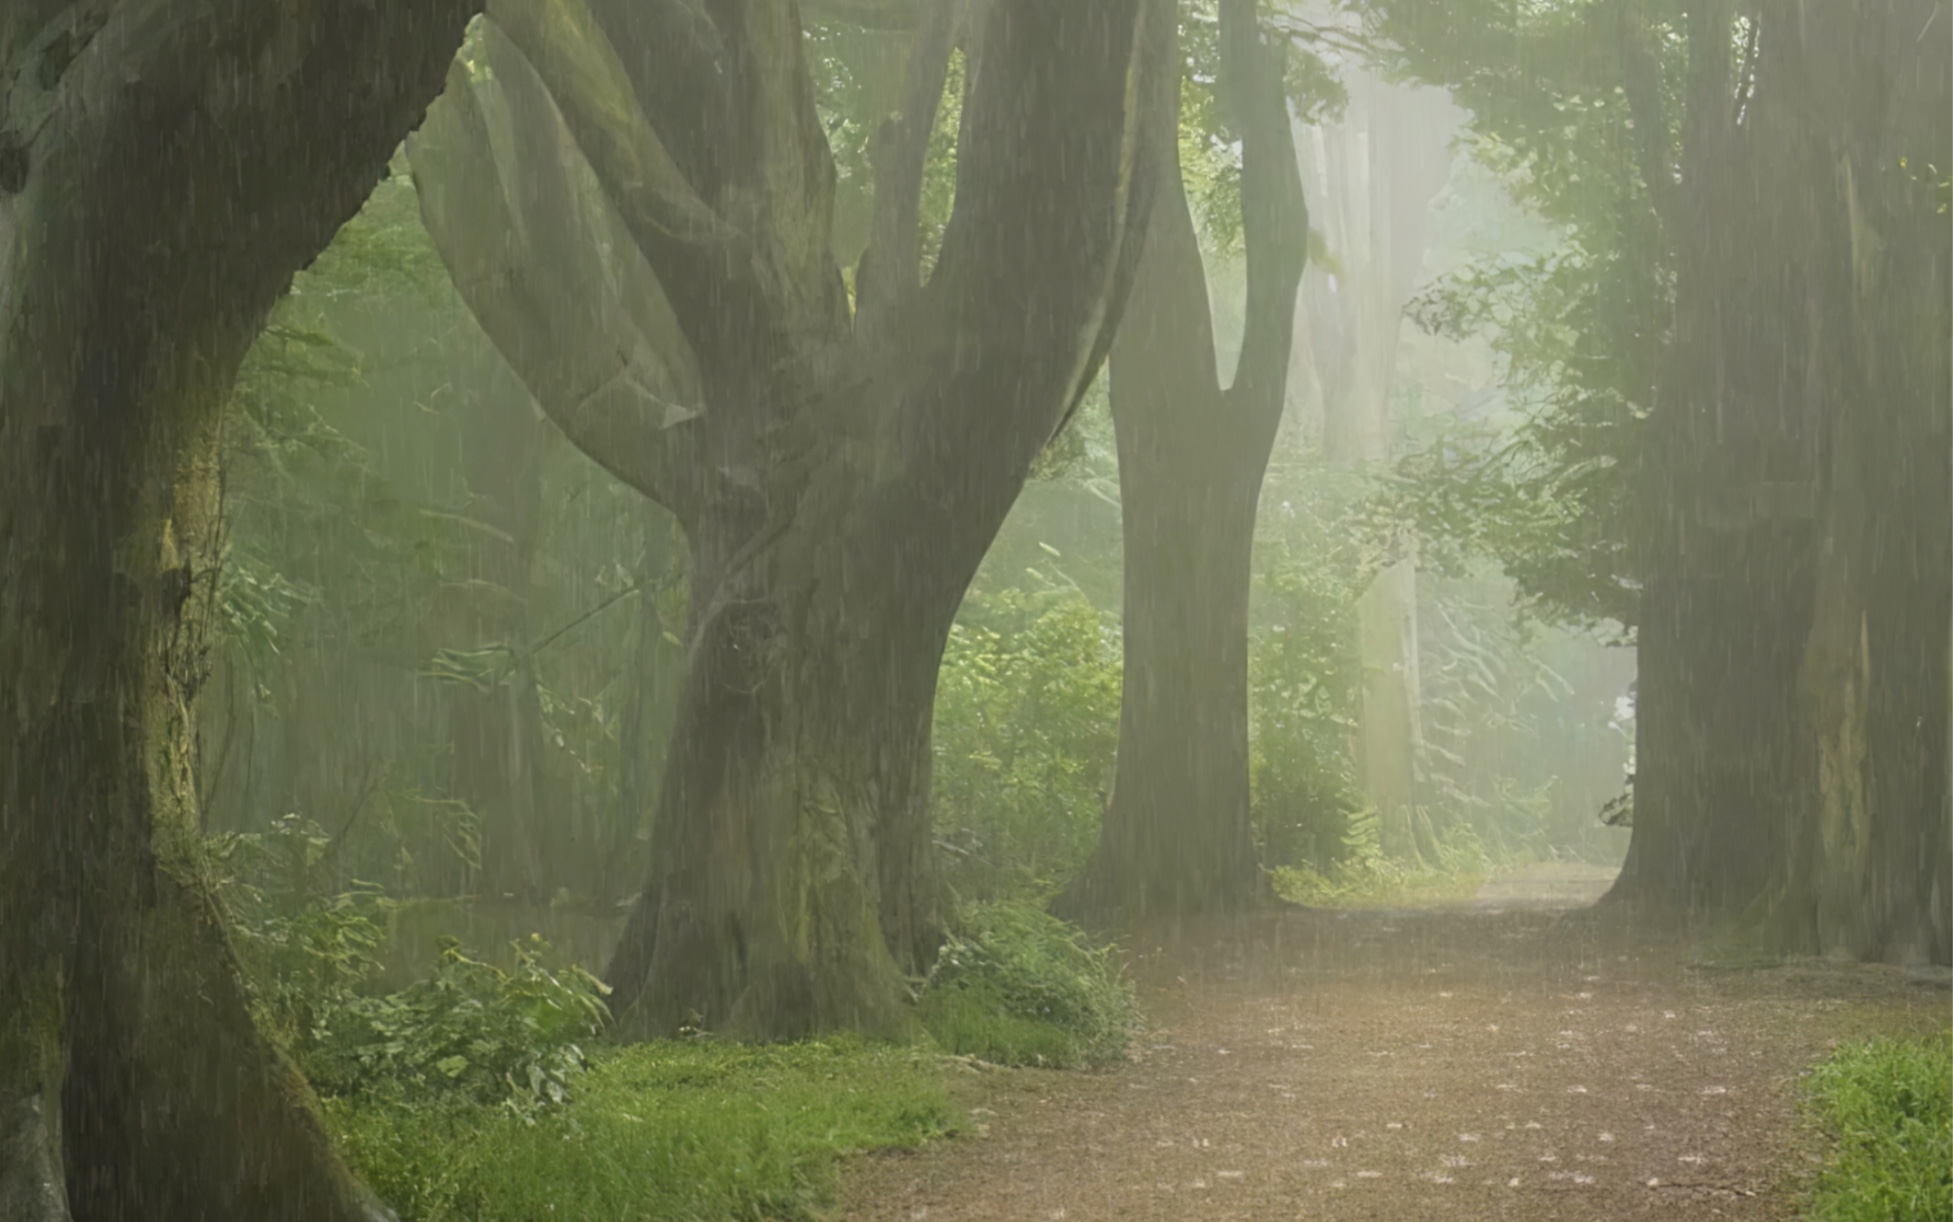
[842,868,1949,1221]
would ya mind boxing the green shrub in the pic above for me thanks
[309,935,609,1112]
[932,589,1122,900]
[1271,817,1490,908]
[1248,521,1366,872]
[1805,1031,1953,1222]
[213,815,393,1048]
[327,1038,957,1222]
[216,817,608,1114]
[919,901,1139,1068]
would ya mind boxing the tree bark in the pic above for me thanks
[413,0,1175,1036]
[1746,0,1951,965]
[0,3,478,1217]
[1606,0,1818,917]
[1058,0,1306,921]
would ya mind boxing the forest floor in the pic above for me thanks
[840,865,1951,1221]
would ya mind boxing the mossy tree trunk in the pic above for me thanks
[412,0,1175,1036]
[0,2,477,1217]
[1749,0,1951,965]
[1607,0,1822,919]
[1059,0,1306,922]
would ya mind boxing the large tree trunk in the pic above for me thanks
[1059,0,1305,921]
[1749,0,1951,965]
[601,536,945,1037]
[0,3,477,1217]
[1606,0,1818,918]
[413,0,1175,1037]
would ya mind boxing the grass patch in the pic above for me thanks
[1272,859,1487,909]
[1271,823,1497,909]
[327,1037,958,1221]
[918,901,1140,1068]
[1804,1030,1953,1222]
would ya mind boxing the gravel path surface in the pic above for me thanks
[843,873,1947,1221]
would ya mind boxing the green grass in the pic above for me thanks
[326,1037,959,1221]
[1804,1030,1953,1222]
[1271,859,1488,909]
[917,901,1141,1068]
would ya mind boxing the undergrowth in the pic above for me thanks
[918,900,1140,1068]
[1803,1031,1953,1222]
[328,1038,958,1222]
[1271,818,1493,909]
[221,826,1136,1218]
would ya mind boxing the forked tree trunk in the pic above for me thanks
[412,0,1174,1036]
[0,3,477,1217]
[1058,0,1305,921]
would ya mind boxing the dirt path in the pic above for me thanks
[843,874,1949,1221]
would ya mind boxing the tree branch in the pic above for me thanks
[1615,0,1679,231]
[886,0,1175,503]
[1222,0,1309,427]
[409,29,716,527]
[854,0,963,346]
[803,0,922,30]
[488,0,847,413]
[1115,101,1223,404]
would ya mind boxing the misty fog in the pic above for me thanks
[2,1,1946,1219]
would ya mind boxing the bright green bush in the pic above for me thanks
[308,935,609,1112]
[214,815,392,1048]
[217,822,609,1113]
[918,901,1139,1068]
[1271,815,1491,909]
[1805,1032,1953,1222]
[932,589,1122,900]
[1248,513,1366,872]
[327,1038,957,1222]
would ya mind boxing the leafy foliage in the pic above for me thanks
[216,815,391,1049]
[217,820,608,1114]
[1248,472,1369,870]
[1273,820,1492,909]
[1353,1,1673,638]
[307,936,609,1113]
[932,589,1122,900]
[919,902,1141,1069]
[1804,1032,1953,1222]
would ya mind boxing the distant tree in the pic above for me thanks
[409,0,1175,1037]
[1059,0,1310,920]
[1369,0,1950,961]
[0,3,478,1217]
[1295,60,1456,868]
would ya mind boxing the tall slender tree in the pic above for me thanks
[0,3,479,1216]
[410,0,1175,1037]
[1293,67,1455,866]
[1059,0,1308,920]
